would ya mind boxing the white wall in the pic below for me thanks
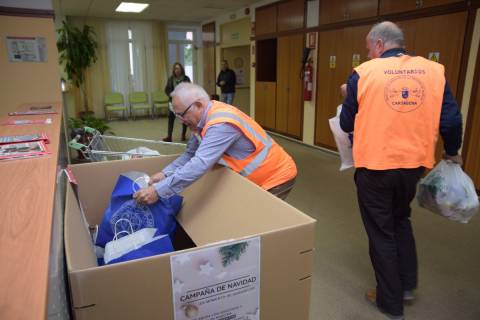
[302,0,320,144]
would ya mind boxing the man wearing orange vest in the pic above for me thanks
[134,82,297,204]
[340,22,462,319]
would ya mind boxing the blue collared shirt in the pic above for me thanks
[340,48,462,156]
[154,102,255,198]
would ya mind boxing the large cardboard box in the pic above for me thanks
[65,156,316,319]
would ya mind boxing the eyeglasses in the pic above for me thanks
[170,101,195,119]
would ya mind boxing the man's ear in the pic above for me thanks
[376,39,384,52]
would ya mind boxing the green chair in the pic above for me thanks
[104,92,128,120]
[152,90,169,117]
[129,91,151,120]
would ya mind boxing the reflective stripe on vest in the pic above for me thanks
[205,111,273,177]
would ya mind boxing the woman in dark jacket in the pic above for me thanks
[163,62,191,142]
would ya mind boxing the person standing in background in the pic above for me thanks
[163,62,191,142]
[216,60,236,105]
[340,21,462,320]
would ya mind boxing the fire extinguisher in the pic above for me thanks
[303,60,313,101]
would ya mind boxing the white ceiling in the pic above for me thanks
[54,0,261,23]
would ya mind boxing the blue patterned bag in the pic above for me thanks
[95,171,183,248]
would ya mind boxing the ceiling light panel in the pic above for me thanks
[115,2,149,13]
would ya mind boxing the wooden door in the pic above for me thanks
[346,0,378,21]
[320,0,377,24]
[396,12,467,93]
[343,24,371,67]
[277,0,305,32]
[255,4,277,36]
[379,0,419,14]
[276,36,290,134]
[396,20,417,54]
[287,34,304,138]
[202,22,216,96]
[255,82,276,129]
[319,0,347,25]
[256,38,277,130]
[315,29,345,148]
[411,12,467,95]
[464,67,480,190]
[275,34,304,138]
[315,24,370,149]
[400,12,466,162]
[380,0,463,15]
[393,13,467,162]
[421,0,463,9]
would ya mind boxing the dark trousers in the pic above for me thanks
[167,111,187,139]
[267,177,296,200]
[354,167,424,316]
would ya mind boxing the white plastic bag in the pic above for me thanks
[121,147,160,160]
[103,218,170,264]
[329,105,353,171]
[417,160,479,223]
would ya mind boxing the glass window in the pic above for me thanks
[168,43,177,70]
[183,44,193,80]
[167,28,195,81]
[128,28,134,76]
[168,30,188,41]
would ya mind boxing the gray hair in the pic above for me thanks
[170,83,210,106]
[367,21,405,48]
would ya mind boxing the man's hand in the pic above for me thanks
[443,153,463,166]
[219,80,225,86]
[149,172,166,185]
[133,186,159,205]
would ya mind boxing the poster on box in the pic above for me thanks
[171,237,260,320]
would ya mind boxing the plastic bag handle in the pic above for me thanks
[112,218,141,250]
[113,218,134,240]
[113,230,131,241]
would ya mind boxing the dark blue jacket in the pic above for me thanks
[217,69,236,94]
[340,48,462,156]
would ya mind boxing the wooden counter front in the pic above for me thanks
[0,103,62,319]
[0,11,64,319]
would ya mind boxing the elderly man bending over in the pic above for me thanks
[134,83,297,204]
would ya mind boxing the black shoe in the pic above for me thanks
[365,289,405,320]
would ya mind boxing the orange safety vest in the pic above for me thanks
[353,55,445,170]
[200,101,297,190]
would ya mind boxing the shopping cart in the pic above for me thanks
[69,127,186,162]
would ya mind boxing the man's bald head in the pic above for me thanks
[366,21,405,59]
[368,21,404,49]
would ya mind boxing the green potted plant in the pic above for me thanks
[68,116,113,135]
[57,20,98,116]
[68,116,114,162]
